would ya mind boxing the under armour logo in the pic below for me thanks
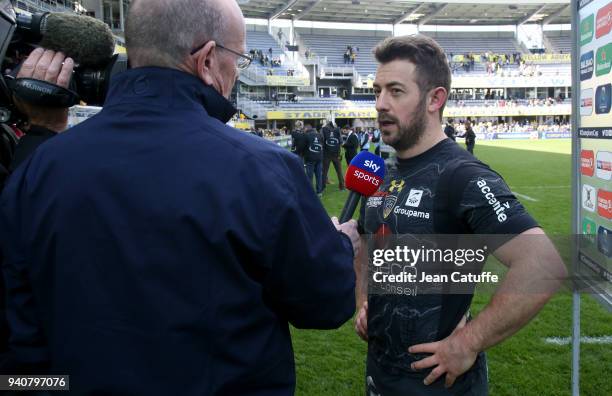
[389,179,405,193]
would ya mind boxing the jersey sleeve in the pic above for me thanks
[450,163,539,235]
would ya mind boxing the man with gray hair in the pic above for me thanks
[0,0,360,394]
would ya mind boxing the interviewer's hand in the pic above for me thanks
[354,301,367,341]
[331,216,360,257]
[14,48,74,132]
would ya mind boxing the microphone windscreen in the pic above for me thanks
[344,151,385,197]
[39,13,114,66]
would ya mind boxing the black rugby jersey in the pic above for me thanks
[359,139,538,387]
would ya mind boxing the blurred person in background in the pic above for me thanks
[322,120,345,191]
[343,126,359,165]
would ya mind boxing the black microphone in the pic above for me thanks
[17,12,115,66]
[339,151,386,223]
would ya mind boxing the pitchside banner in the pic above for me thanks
[576,0,612,308]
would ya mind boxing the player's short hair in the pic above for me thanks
[374,35,451,119]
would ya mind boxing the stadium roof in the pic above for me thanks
[238,0,571,26]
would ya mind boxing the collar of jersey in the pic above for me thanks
[395,138,453,168]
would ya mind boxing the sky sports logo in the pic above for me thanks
[580,51,594,81]
[345,152,385,197]
[596,2,612,38]
[581,89,594,115]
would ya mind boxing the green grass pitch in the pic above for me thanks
[292,139,611,396]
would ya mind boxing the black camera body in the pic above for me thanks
[0,0,127,124]
[0,0,128,173]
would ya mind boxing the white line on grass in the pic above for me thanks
[512,185,571,190]
[544,336,612,346]
[511,191,539,202]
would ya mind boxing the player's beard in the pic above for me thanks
[379,95,427,152]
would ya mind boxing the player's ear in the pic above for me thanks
[428,87,448,116]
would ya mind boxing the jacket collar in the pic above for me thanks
[104,67,237,123]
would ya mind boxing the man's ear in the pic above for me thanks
[194,41,218,86]
[428,87,448,115]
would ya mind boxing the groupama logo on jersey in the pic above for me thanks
[345,151,385,197]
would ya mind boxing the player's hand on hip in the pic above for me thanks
[354,301,368,341]
[331,217,360,257]
[408,325,478,388]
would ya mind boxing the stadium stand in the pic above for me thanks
[244,29,310,78]
[246,30,285,58]
[544,31,572,53]
[16,0,77,13]
[423,33,524,55]
[297,30,391,76]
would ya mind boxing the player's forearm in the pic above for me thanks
[460,287,551,353]
[461,252,565,352]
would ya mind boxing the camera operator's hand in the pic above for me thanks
[14,48,74,132]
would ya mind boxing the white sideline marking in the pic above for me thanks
[512,191,539,202]
[544,336,612,346]
[513,185,571,190]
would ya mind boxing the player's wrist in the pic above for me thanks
[456,323,484,355]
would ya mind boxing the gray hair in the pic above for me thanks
[125,0,225,68]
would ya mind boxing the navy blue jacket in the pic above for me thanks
[0,68,356,395]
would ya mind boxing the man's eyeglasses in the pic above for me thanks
[190,42,252,70]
